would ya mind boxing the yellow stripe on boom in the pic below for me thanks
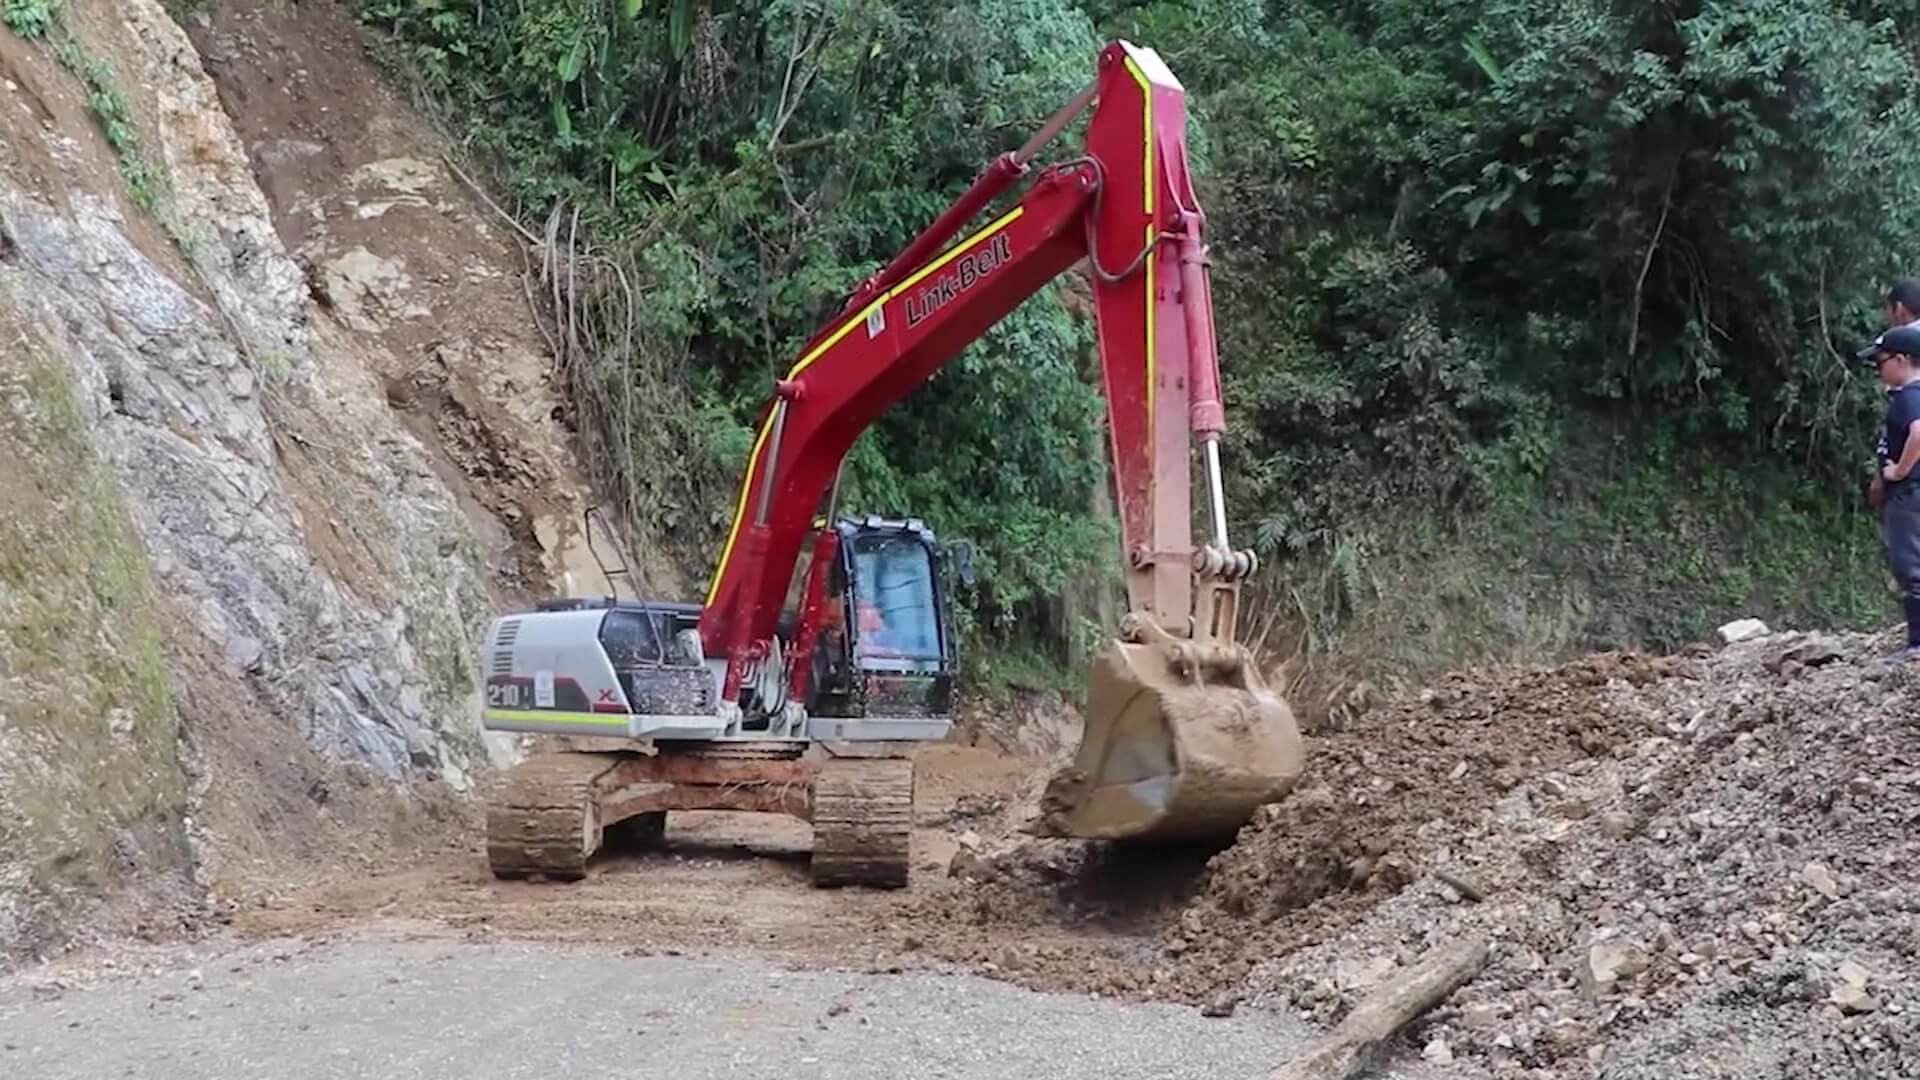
[890,206,1026,295]
[704,206,1029,607]
[1125,56,1157,433]
[705,411,778,607]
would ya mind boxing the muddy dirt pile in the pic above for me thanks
[1173,652,1672,970]
[920,631,1918,1077]
[1175,630,1919,1078]
[908,654,1673,1000]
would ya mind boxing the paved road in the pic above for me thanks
[0,935,1470,1079]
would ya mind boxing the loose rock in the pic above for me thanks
[1801,862,1840,900]
[1717,619,1771,645]
[1586,940,1651,995]
[1832,983,1879,1015]
[1200,991,1240,1018]
[1599,812,1636,839]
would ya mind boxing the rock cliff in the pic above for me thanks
[0,0,629,962]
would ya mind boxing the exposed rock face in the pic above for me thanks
[184,0,668,603]
[0,338,197,966]
[1,171,491,787]
[115,0,310,366]
[0,0,618,959]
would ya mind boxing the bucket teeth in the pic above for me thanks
[1038,636,1305,841]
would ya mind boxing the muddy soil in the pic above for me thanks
[231,745,1155,987]
[228,655,1679,1009]
[1165,652,1682,998]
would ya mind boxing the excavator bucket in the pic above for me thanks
[1036,635,1305,841]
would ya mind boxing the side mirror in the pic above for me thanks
[946,541,977,588]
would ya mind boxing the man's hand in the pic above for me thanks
[1886,463,1909,483]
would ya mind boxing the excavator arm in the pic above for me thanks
[699,40,1304,840]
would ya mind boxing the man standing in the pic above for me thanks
[1859,326,1920,657]
[1864,285,1920,511]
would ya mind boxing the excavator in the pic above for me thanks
[477,40,1305,887]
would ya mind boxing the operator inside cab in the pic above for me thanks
[856,597,890,646]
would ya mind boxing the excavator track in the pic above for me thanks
[809,757,913,889]
[486,751,625,881]
[488,745,910,885]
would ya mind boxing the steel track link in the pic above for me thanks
[485,752,626,881]
[809,757,914,889]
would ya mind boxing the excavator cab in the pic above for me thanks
[805,517,957,725]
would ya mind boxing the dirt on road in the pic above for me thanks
[230,743,1160,987]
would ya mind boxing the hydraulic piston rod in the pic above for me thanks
[1177,209,1232,553]
[1203,437,1229,550]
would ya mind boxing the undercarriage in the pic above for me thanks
[484,743,914,888]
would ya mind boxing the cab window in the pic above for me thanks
[599,609,662,667]
[849,534,941,660]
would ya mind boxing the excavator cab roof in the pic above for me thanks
[834,515,936,544]
[535,596,704,617]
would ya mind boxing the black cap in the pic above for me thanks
[1890,278,1920,314]
[1859,324,1920,362]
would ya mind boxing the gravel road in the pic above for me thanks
[0,933,1472,1079]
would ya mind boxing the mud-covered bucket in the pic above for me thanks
[1034,635,1306,840]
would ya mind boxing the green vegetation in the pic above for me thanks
[2,0,56,38]
[61,42,169,213]
[356,0,1110,649]
[5,0,178,225]
[0,348,185,883]
[352,0,1917,685]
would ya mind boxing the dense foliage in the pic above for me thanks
[1188,1,1920,546]
[360,0,1112,653]
[355,0,1920,677]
